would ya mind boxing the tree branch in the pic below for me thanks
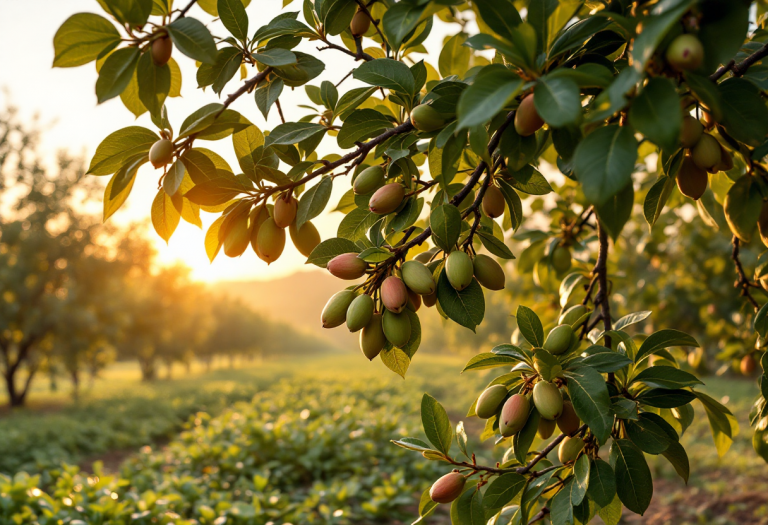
[393,111,517,256]
[528,507,550,524]
[177,0,198,18]
[731,236,761,311]
[594,223,615,382]
[265,120,415,197]
[710,41,768,81]
[221,67,273,111]
[595,223,613,338]
[318,38,373,62]
[443,424,587,477]
[354,0,389,54]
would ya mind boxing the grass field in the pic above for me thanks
[2,353,768,524]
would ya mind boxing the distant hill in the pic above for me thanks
[215,270,359,351]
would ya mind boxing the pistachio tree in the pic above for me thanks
[54,0,768,522]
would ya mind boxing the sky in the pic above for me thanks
[0,0,463,282]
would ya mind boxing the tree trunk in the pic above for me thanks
[4,372,22,407]
[70,369,80,402]
[4,366,37,408]
[139,358,156,381]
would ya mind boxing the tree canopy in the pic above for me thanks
[51,0,768,522]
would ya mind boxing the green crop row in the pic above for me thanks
[0,383,268,477]
[0,379,444,524]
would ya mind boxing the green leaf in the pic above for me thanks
[438,33,471,79]
[273,52,325,87]
[151,188,181,243]
[632,367,703,389]
[136,52,170,117]
[473,0,522,43]
[390,197,423,232]
[630,1,693,73]
[381,2,426,50]
[338,208,379,241]
[662,440,690,484]
[724,175,762,242]
[353,59,416,95]
[598,495,623,525]
[572,454,590,505]
[548,17,610,60]
[588,458,616,507]
[417,488,439,521]
[218,0,249,41]
[628,77,681,152]
[380,347,410,378]
[534,76,582,128]
[504,166,553,196]
[436,270,485,332]
[337,109,394,149]
[336,87,378,120]
[429,205,462,252]
[178,103,224,138]
[197,47,243,95]
[477,231,515,259]
[614,311,652,331]
[515,305,543,347]
[457,65,522,130]
[391,437,433,452]
[232,124,265,180]
[453,482,484,525]
[195,109,250,141]
[296,177,332,230]
[609,439,653,515]
[497,180,523,231]
[421,393,453,455]
[550,478,574,525]
[684,73,722,121]
[265,122,326,147]
[184,176,244,206]
[254,78,283,120]
[573,124,637,206]
[95,47,140,103]
[87,126,159,175]
[318,0,357,36]
[103,158,140,221]
[595,182,634,241]
[513,407,539,463]
[253,48,297,67]
[53,13,121,68]
[163,158,186,196]
[306,237,360,267]
[698,0,750,74]
[626,417,671,455]
[319,81,338,111]
[637,388,697,409]
[564,366,612,443]
[643,174,676,230]
[482,473,526,519]
[586,67,641,123]
[167,17,218,64]
[755,302,768,340]
[718,78,768,147]
[461,352,520,373]
[99,0,153,25]
[635,329,699,363]
[579,349,632,373]
[695,391,736,457]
